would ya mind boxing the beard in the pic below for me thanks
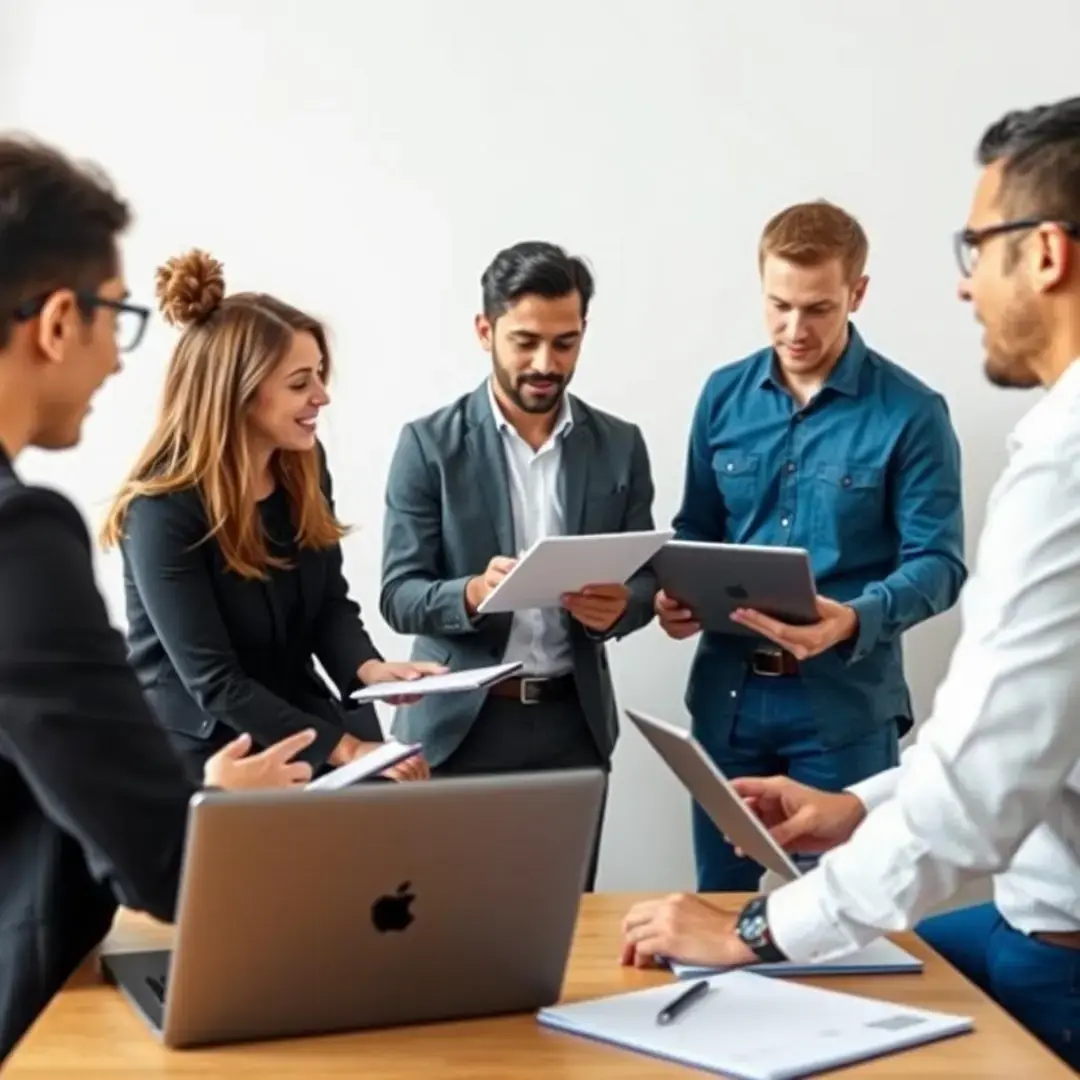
[982,287,1047,390]
[492,345,568,414]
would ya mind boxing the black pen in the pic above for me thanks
[656,978,710,1025]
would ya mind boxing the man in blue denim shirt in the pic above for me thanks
[658,201,967,891]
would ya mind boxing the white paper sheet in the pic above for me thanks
[538,970,972,1080]
[477,529,673,614]
[350,662,522,702]
[305,740,422,790]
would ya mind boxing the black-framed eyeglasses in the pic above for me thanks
[953,218,1080,278]
[11,289,151,352]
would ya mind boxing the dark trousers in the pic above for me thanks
[917,903,1080,1071]
[432,694,608,891]
[692,674,899,891]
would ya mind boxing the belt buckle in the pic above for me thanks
[519,677,545,705]
[752,649,784,677]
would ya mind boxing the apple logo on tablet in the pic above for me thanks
[371,882,415,932]
[725,584,749,600]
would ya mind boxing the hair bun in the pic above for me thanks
[155,248,225,327]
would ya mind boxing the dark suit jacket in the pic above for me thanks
[120,445,384,769]
[380,383,657,767]
[0,448,193,1064]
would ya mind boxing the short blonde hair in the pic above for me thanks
[758,200,869,283]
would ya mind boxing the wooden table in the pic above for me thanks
[5,893,1073,1078]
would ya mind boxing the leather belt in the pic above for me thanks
[749,648,800,677]
[488,673,577,705]
[1033,930,1080,950]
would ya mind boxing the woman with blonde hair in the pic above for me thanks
[102,249,437,783]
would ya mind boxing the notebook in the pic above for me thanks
[350,661,522,702]
[536,970,972,1080]
[668,937,923,979]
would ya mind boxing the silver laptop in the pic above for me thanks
[100,769,605,1049]
[626,709,800,881]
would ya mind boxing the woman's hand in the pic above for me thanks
[203,729,315,790]
[357,659,449,704]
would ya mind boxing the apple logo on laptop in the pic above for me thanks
[725,584,749,600]
[371,881,415,932]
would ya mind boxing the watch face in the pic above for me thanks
[743,912,767,942]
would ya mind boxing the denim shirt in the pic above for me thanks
[674,324,966,747]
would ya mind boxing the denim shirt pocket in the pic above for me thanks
[711,451,761,528]
[812,462,885,549]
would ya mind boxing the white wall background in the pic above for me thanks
[2,0,1077,890]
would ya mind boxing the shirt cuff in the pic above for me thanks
[846,765,901,814]
[846,591,884,663]
[766,874,860,964]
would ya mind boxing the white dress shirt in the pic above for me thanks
[768,359,1080,962]
[487,380,574,677]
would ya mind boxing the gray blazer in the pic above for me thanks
[379,382,657,767]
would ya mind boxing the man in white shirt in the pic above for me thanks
[619,94,1080,1070]
[380,241,658,889]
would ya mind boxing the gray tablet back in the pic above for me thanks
[653,541,817,635]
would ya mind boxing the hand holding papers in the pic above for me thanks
[475,529,672,615]
[306,739,423,790]
[351,662,523,702]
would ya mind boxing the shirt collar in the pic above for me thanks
[758,322,867,398]
[486,377,574,440]
[1009,358,1080,452]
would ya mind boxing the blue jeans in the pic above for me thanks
[917,903,1080,1071]
[692,673,899,891]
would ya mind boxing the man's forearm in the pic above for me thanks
[847,552,966,660]
[380,575,480,638]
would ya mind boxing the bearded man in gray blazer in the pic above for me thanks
[379,241,657,888]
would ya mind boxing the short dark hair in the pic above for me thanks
[0,136,130,348]
[977,96,1080,222]
[480,241,594,322]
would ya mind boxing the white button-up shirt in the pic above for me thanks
[487,380,574,677]
[769,359,1080,962]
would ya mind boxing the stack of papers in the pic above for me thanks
[537,970,972,1080]
[351,662,522,702]
[305,740,422,790]
[668,938,923,979]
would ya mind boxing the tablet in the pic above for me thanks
[626,709,800,882]
[652,540,817,635]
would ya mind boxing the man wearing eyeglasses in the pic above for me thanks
[0,137,317,1063]
[621,94,1080,1071]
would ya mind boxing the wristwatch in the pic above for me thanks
[735,895,787,963]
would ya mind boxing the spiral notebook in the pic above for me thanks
[537,971,972,1080]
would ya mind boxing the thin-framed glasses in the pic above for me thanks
[953,218,1080,277]
[11,290,151,352]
